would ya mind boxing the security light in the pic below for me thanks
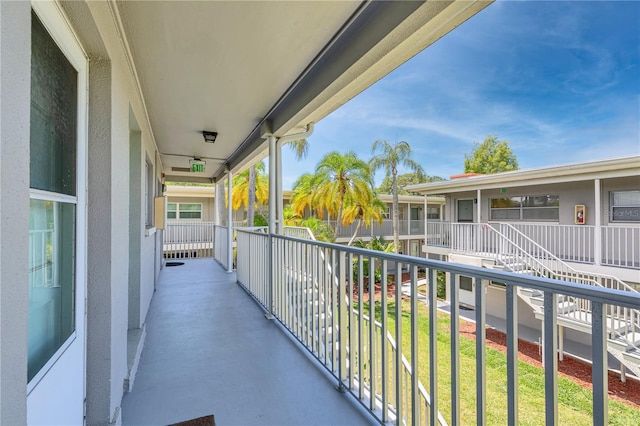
[202,131,217,143]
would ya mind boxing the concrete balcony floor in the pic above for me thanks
[121,259,374,425]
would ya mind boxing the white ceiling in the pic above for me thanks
[115,1,491,183]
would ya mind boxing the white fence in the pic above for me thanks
[234,231,639,425]
[426,221,639,270]
[163,222,215,259]
[602,225,640,268]
[213,225,229,267]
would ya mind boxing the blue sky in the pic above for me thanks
[278,1,640,189]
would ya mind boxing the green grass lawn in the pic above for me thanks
[359,301,640,425]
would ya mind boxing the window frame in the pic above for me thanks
[490,194,559,222]
[610,190,640,223]
[166,202,203,221]
[28,1,88,390]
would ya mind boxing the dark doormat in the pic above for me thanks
[169,414,215,426]
[166,261,185,267]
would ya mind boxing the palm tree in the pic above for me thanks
[287,138,309,160]
[313,151,374,234]
[290,173,323,218]
[370,140,424,254]
[341,192,386,246]
[232,161,268,225]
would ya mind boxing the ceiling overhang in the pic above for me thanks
[115,1,492,183]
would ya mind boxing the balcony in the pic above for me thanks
[228,228,639,424]
[121,258,373,425]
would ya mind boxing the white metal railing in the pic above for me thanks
[163,221,215,258]
[235,233,640,425]
[283,226,316,240]
[29,229,55,288]
[602,225,640,268]
[511,223,595,264]
[213,225,229,267]
[427,222,640,269]
[328,219,425,240]
[452,223,640,369]
[425,221,450,247]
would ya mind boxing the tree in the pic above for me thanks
[378,172,444,195]
[463,135,519,174]
[231,161,268,225]
[341,192,386,246]
[370,140,425,254]
[290,173,324,218]
[312,151,374,234]
[286,138,309,160]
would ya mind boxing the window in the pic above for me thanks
[426,206,440,220]
[167,203,202,220]
[490,195,559,221]
[459,276,473,292]
[382,207,390,219]
[610,190,640,222]
[145,160,154,227]
[28,11,78,382]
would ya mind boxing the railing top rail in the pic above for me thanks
[235,226,268,234]
[272,234,640,310]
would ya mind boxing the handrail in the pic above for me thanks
[361,313,448,425]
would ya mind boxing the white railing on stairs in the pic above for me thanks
[451,223,640,360]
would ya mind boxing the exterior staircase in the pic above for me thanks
[283,226,446,425]
[453,222,640,380]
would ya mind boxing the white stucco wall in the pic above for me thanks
[0,2,30,424]
[59,2,164,423]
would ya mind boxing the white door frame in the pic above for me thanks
[27,2,88,424]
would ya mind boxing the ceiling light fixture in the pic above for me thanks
[202,131,218,143]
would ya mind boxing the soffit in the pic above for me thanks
[115,1,492,183]
[117,0,360,182]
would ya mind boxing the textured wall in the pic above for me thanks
[0,2,30,424]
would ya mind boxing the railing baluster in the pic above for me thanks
[543,291,558,425]
[381,259,389,422]
[475,275,486,426]
[429,268,438,426]
[450,273,460,426]
[506,284,519,426]
[410,265,419,425]
[358,254,364,400]
[395,260,403,425]
[369,255,377,410]
[348,253,355,390]
[592,301,609,425]
[338,250,347,390]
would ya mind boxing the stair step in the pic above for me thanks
[623,349,640,365]
[557,301,576,314]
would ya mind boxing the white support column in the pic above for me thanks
[268,136,277,235]
[213,181,219,226]
[407,201,411,236]
[477,189,482,223]
[594,179,601,265]
[226,170,233,273]
[424,196,428,255]
[276,139,283,235]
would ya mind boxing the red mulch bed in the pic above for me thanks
[351,275,640,408]
[459,318,640,408]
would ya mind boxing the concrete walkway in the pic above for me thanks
[121,259,374,426]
